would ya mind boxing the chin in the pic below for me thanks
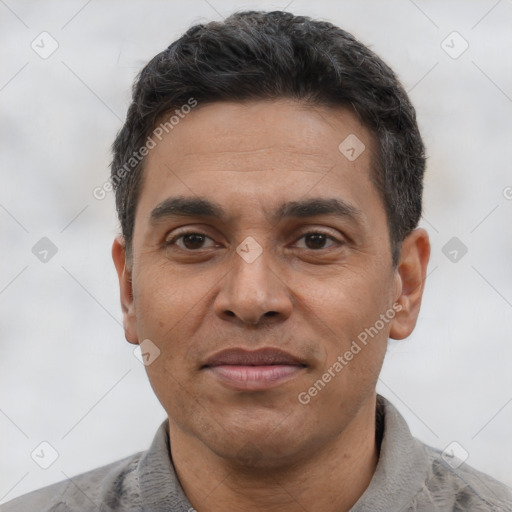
[213,438,303,472]
[199,421,320,472]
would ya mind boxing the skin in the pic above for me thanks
[112,99,430,512]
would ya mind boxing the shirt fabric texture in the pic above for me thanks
[2,395,511,511]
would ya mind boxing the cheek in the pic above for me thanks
[294,265,392,336]
[133,261,205,332]
[132,263,224,383]
[291,266,394,396]
[295,275,390,397]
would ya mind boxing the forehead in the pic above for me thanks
[135,99,381,226]
[148,99,372,164]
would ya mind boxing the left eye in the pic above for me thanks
[168,233,216,250]
[295,233,339,250]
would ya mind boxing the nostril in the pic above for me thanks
[264,311,278,317]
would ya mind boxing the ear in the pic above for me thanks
[389,228,430,340]
[112,235,139,345]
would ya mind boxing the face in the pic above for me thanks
[113,99,429,468]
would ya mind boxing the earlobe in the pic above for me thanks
[112,236,139,345]
[389,228,430,340]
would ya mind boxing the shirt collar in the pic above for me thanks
[350,394,430,511]
[137,419,193,511]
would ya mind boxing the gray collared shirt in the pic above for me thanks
[2,395,511,511]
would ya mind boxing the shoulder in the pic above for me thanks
[0,451,144,512]
[414,442,512,511]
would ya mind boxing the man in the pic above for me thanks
[4,10,511,512]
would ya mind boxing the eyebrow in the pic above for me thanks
[273,198,361,222]
[149,196,362,225]
[150,197,226,224]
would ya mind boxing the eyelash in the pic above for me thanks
[165,230,342,251]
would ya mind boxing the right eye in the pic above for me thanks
[166,232,217,251]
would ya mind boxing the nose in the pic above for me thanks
[214,248,293,326]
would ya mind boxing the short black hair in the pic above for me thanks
[111,10,425,265]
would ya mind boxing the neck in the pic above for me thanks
[169,394,379,512]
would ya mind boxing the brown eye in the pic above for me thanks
[181,234,206,249]
[295,232,338,250]
[167,232,216,250]
[305,233,327,249]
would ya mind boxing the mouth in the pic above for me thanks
[202,347,307,391]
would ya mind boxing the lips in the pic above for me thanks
[203,347,306,368]
[202,348,307,391]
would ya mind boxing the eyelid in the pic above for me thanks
[165,225,215,241]
[292,230,343,249]
[164,230,217,248]
[293,227,344,242]
[166,230,210,243]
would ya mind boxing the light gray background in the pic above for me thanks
[1,0,511,503]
